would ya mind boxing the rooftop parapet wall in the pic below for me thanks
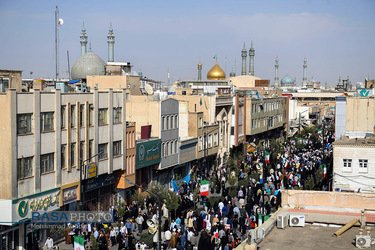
[282,190,375,210]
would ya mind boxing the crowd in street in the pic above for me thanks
[41,121,333,250]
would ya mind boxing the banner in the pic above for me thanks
[200,180,209,196]
[171,174,191,194]
[74,236,84,250]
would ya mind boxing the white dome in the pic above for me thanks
[71,51,106,80]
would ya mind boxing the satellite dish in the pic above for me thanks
[145,84,154,95]
[58,18,64,26]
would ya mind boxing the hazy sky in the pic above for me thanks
[0,0,374,86]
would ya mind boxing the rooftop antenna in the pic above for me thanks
[55,6,63,83]
[168,67,170,85]
[67,50,71,80]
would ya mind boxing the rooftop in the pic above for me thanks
[334,136,375,147]
[258,224,374,250]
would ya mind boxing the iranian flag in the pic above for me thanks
[200,180,209,196]
[265,152,270,164]
[74,236,84,250]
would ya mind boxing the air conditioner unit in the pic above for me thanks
[277,215,287,229]
[289,215,305,227]
[356,235,371,248]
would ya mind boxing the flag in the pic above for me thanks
[281,179,285,189]
[200,180,209,196]
[213,55,217,59]
[324,165,327,178]
[74,236,84,250]
[265,152,270,164]
[214,230,219,244]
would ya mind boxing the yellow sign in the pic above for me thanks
[86,163,97,179]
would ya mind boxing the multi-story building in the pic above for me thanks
[0,87,131,248]
[333,137,375,193]
[126,95,179,185]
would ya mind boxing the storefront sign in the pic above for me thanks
[12,188,60,222]
[136,139,161,170]
[62,186,78,205]
[86,163,97,179]
[84,173,115,192]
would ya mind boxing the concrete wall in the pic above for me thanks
[335,96,347,141]
[282,190,375,210]
[126,95,160,139]
[345,97,375,138]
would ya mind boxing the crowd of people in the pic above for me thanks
[47,121,333,250]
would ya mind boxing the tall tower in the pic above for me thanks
[241,43,247,75]
[80,22,88,56]
[198,59,202,81]
[107,23,115,62]
[249,41,255,76]
[274,56,279,87]
[302,57,307,86]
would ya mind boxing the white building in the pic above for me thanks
[333,136,375,193]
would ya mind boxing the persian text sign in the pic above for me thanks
[136,139,161,169]
[13,188,60,222]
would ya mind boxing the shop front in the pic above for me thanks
[60,181,80,211]
[136,138,161,190]
[83,173,115,211]
[0,188,61,250]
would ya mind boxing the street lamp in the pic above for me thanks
[124,179,162,250]
[78,151,104,211]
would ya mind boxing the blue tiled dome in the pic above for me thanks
[281,74,295,86]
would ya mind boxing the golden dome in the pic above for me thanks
[207,60,226,80]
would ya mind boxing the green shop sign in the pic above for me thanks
[136,139,161,169]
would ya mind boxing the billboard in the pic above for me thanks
[136,139,161,169]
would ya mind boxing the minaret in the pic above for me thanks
[302,57,307,86]
[198,59,202,81]
[249,41,255,76]
[274,56,279,87]
[80,22,88,56]
[107,23,115,62]
[241,43,247,75]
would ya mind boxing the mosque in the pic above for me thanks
[70,24,131,82]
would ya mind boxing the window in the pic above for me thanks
[70,143,76,166]
[61,106,66,128]
[343,159,352,171]
[70,105,76,127]
[89,104,94,126]
[199,117,203,128]
[175,140,178,154]
[214,133,218,146]
[359,159,368,172]
[80,141,85,162]
[79,104,84,127]
[61,144,66,169]
[168,116,172,130]
[41,112,54,132]
[161,116,165,131]
[113,107,122,124]
[89,140,93,160]
[162,143,166,157]
[208,134,212,148]
[99,109,108,125]
[99,143,108,160]
[198,136,203,151]
[168,141,172,155]
[17,157,33,179]
[17,114,32,134]
[113,141,122,157]
[174,115,178,129]
[41,153,54,174]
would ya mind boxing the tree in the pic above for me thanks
[90,234,99,250]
